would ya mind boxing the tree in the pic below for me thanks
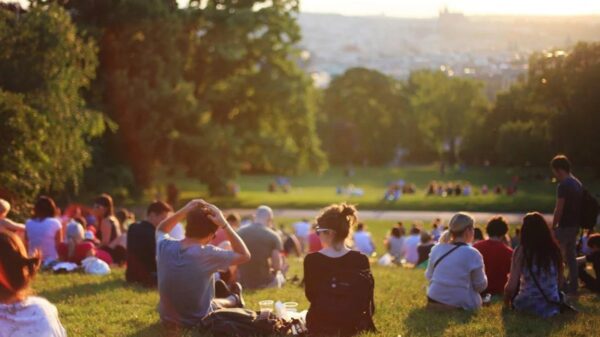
[407,70,488,164]
[320,67,408,165]
[0,4,104,215]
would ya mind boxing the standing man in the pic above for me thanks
[237,206,284,289]
[551,155,583,294]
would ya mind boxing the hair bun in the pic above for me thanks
[340,204,356,218]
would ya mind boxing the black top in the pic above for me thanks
[98,217,118,243]
[126,220,157,287]
[417,243,435,266]
[557,175,583,227]
[304,250,370,301]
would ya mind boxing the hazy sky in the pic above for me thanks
[14,0,600,17]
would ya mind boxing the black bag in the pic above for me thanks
[581,188,599,230]
[307,268,376,336]
[201,308,293,337]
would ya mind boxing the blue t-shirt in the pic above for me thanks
[156,231,235,326]
[557,175,583,227]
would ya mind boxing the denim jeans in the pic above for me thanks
[555,226,579,293]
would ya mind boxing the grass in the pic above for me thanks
[150,165,600,213]
[33,218,600,337]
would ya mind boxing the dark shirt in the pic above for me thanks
[126,220,157,287]
[557,175,583,227]
[417,243,435,266]
[304,251,372,337]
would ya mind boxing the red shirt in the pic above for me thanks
[308,232,322,253]
[211,228,228,247]
[473,239,513,294]
[57,242,95,264]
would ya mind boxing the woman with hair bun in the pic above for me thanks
[0,230,66,336]
[304,203,376,337]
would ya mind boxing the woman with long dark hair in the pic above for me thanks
[504,212,564,317]
[93,194,125,264]
[25,196,62,265]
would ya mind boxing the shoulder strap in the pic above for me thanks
[432,243,465,270]
[527,264,560,306]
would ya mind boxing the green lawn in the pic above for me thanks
[33,218,600,337]
[151,165,600,213]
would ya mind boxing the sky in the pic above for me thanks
[14,0,600,17]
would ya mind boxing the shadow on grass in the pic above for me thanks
[403,306,474,336]
[39,277,151,303]
[126,323,212,337]
[501,307,576,337]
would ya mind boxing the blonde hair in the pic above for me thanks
[66,222,84,259]
[438,230,452,244]
[448,212,475,237]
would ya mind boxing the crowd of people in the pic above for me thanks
[0,154,598,336]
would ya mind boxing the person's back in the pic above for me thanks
[237,223,282,289]
[426,243,487,309]
[387,236,404,261]
[126,220,157,287]
[25,217,61,263]
[403,234,420,265]
[473,239,512,294]
[353,230,374,256]
[57,241,94,264]
[557,175,583,227]
[512,260,560,318]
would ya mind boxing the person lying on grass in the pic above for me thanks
[156,199,251,329]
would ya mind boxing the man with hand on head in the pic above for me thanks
[156,199,251,329]
[0,198,25,234]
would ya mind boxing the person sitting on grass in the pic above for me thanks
[385,226,405,264]
[577,233,600,293]
[504,212,564,318]
[237,206,285,289]
[93,194,125,265]
[353,223,376,256]
[425,212,487,310]
[473,216,513,295]
[126,201,173,287]
[0,230,66,337]
[156,199,251,329]
[403,226,421,265]
[416,232,435,266]
[57,222,95,264]
[0,199,25,235]
[25,196,62,266]
[304,203,376,337]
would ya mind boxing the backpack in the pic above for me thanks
[581,188,599,230]
[201,308,297,337]
[307,268,376,336]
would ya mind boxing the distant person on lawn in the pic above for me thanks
[416,232,435,266]
[504,212,564,318]
[293,218,312,254]
[577,233,600,293]
[0,230,66,337]
[385,226,405,264]
[403,226,421,265]
[304,203,376,336]
[551,155,583,294]
[425,212,487,310]
[25,196,62,265]
[473,216,513,295]
[93,194,126,264]
[126,201,173,287]
[57,222,95,264]
[353,223,376,256]
[237,206,285,289]
[156,200,250,328]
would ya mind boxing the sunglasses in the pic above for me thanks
[315,228,334,236]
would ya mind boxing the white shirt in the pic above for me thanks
[353,231,375,255]
[425,243,488,310]
[25,218,62,263]
[293,221,311,239]
[169,223,186,240]
[0,296,66,337]
[403,234,421,265]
